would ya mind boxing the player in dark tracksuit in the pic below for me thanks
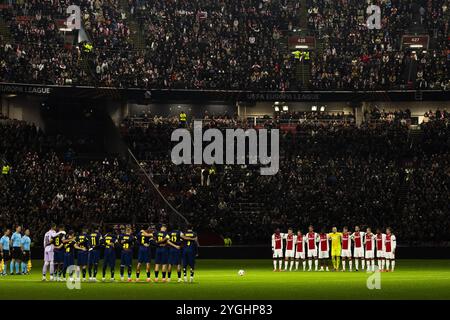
[62,231,79,280]
[182,228,198,283]
[87,227,102,281]
[168,229,183,282]
[101,231,117,281]
[152,224,180,283]
[76,228,90,281]
[52,225,66,281]
[119,227,135,282]
[136,225,154,282]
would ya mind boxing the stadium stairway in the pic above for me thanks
[409,128,424,147]
[296,61,311,87]
[119,0,146,51]
[0,16,11,43]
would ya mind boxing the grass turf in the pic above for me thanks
[0,259,449,300]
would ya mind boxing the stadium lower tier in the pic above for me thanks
[0,259,449,300]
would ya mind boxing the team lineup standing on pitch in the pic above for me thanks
[272,225,397,272]
[41,223,199,283]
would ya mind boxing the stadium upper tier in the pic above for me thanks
[0,0,448,90]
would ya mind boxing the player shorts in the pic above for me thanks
[120,251,133,266]
[331,248,341,257]
[54,250,64,263]
[341,249,352,258]
[168,248,181,265]
[154,247,169,265]
[103,249,116,268]
[295,251,305,260]
[2,250,10,262]
[63,253,75,269]
[384,252,395,259]
[284,250,295,258]
[12,247,22,260]
[376,250,385,258]
[307,248,317,258]
[272,249,283,259]
[365,250,375,259]
[318,251,329,259]
[44,250,54,262]
[353,247,364,258]
[88,250,100,264]
[77,251,88,265]
[182,249,195,268]
[22,250,30,262]
[138,246,151,264]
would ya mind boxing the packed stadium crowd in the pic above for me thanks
[0,0,448,90]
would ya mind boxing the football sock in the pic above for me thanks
[362,259,365,269]
[308,260,312,269]
[355,260,359,270]
[295,261,299,270]
[391,260,395,271]
[349,260,353,270]
[302,261,306,270]
[386,260,390,270]
[49,262,54,275]
[93,264,98,277]
[10,261,14,274]
[278,260,282,269]
[284,260,288,270]
[111,270,115,279]
[88,265,92,277]
[289,260,294,270]
[82,268,86,279]
[371,260,375,271]
[155,270,159,278]
[177,271,181,279]
[314,259,318,270]
[42,261,49,275]
[127,266,132,278]
[342,260,346,270]
[136,271,140,279]
[162,272,166,279]
[147,272,151,278]
[120,266,125,277]
[168,271,172,279]
[273,260,277,270]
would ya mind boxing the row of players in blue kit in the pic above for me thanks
[46,223,198,283]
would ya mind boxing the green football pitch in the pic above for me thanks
[0,259,449,300]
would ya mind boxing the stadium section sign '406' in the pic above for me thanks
[0,84,51,95]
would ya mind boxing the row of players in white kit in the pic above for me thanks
[271,226,397,272]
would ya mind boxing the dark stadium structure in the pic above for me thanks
[0,0,449,260]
